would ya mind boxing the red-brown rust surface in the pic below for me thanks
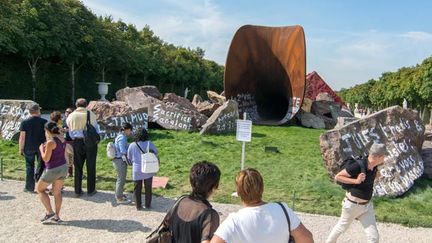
[224,25,306,124]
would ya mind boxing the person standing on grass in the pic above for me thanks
[37,121,73,223]
[211,168,313,243]
[63,108,74,177]
[127,128,158,210]
[66,98,99,197]
[326,143,387,243]
[113,123,133,204]
[19,104,47,193]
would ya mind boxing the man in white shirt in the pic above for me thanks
[66,98,99,197]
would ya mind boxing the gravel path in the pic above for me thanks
[0,180,430,243]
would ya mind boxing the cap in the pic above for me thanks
[369,143,387,156]
[29,104,41,112]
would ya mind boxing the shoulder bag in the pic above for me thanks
[146,196,187,243]
[277,202,295,243]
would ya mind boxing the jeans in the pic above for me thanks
[134,177,153,208]
[112,158,127,199]
[326,198,379,243]
[73,139,98,194]
[24,151,42,191]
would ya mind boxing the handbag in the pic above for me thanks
[277,202,295,243]
[136,141,159,173]
[146,196,187,243]
[83,111,100,147]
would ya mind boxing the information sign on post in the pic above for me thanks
[236,120,252,142]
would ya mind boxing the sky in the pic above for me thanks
[81,0,432,90]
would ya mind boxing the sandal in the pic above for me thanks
[40,213,55,223]
[51,217,62,223]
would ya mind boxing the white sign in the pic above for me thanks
[236,119,252,142]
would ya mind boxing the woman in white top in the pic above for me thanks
[211,168,314,243]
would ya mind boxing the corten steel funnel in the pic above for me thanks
[224,25,306,125]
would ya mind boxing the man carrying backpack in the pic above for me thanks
[326,143,387,243]
[66,98,100,197]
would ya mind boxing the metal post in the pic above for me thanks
[1,157,3,181]
[292,191,296,210]
[240,112,247,171]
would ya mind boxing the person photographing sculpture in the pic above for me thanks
[326,143,387,243]
[37,122,73,223]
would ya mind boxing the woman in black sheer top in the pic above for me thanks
[163,161,221,243]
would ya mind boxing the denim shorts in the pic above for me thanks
[40,164,68,183]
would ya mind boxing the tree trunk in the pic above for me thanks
[102,66,106,83]
[124,72,128,87]
[71,63,75,106]
[27,56,40,101]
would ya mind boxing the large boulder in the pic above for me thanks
[200,100,239,135]
[0,100,35,140]
[116,86,163,106]
[98,108,149,140]
[320,106,425,197]
[196,101,221,117]
[149,102,208,131]
[207,91,226,105]
[301,98,313,113]
[334,116,358,129]
[163,93,196,111]
[316,92,334,102]
[192,94,203,107]
[312,100,349,129]
[298,111,325,129]
[87,101,132,121]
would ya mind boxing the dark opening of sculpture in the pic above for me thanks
[224,25,306,125]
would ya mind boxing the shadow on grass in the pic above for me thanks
[53,219,151,232]
[150,132,175,140]
[398,177,432,198]
[252,132,266,138]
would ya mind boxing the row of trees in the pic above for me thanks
[0,0,224,109]
[338,56,432,114]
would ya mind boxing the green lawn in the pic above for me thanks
[1,125,431,227]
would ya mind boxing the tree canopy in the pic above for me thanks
[338,56,432,111]
[0,0,224,109]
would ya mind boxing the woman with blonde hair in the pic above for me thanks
[37,121,73,223]
[211,168,314,243]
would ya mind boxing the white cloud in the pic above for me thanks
[82,0,239,64]
[308,30,432,90]
[401,31,432,41]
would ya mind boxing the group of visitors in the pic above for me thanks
[18,97,387,242]
[111,122,158,210]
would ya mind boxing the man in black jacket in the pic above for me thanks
[326,143,387,243]
[19,104,47,193]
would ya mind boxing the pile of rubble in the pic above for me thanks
[88,86,239,138]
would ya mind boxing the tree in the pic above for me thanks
[17,0,72,101]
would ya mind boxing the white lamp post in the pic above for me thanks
[96,82,111,101]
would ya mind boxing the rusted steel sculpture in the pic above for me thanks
[224,25,306,125]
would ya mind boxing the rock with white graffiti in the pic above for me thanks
[0,100,36,140]
[200,100,239,135]
[320,105,425,197]
[148,102,208,131]
[87,100,133,121]
[97,108,149,140]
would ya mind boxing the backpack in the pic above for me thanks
[337,156,367,190]
[136,141,159,174]
[106,142,116,160]
[83,110,101,147]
